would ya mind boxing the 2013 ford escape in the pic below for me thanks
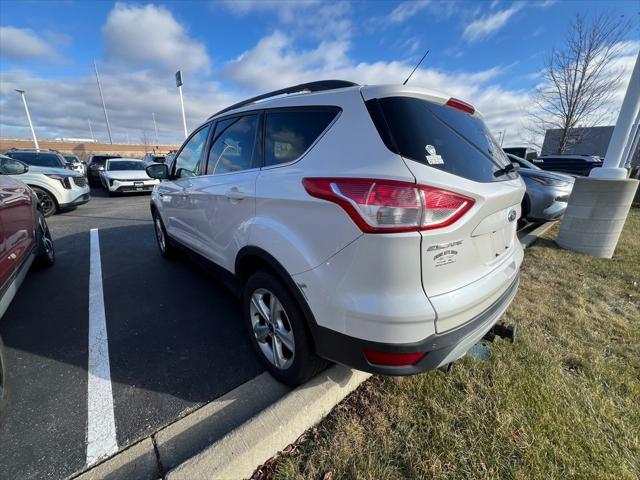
[146,80,525,385]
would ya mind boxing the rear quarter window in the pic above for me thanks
[264,108,339,167]
[367,97,516,183]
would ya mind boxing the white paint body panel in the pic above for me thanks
[14,166,89,205]
[152,84,526,347]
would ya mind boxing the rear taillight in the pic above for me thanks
[446,97,475,115]
[363,349,426,366]
[302,178,474,233]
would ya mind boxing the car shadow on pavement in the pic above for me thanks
[0,223,264,445]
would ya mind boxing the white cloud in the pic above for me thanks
[219,0,350,40]
[219,0,321,22]
[463,3,524,43]
[0,69,234,144]
[387,0,431,23]
[0,26,58,60]
[102,2,210,74]
[222,30,528,142]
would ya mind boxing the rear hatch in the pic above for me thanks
[363,88,524,331]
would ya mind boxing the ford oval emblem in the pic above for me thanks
[508,209,517,222]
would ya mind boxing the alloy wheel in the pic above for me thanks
[39,216,54,260]
[249,288,295,369]
[35,189,55,217]
[154,217,166,252]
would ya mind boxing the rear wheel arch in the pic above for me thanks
[235,247,320,335]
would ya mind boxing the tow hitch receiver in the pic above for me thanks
[484,322,518,343]
[462,323,518,366]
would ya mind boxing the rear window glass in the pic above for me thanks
[367,97,516,183]
[7,151,65,168]
[91,155,120,164]
[265,109,338,167]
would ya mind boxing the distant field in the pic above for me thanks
[262,209,640,480]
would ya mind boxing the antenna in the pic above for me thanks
[403,49,430,85]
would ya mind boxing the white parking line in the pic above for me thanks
[86,228,118,465]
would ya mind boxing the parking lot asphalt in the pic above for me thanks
[0,189,264,480]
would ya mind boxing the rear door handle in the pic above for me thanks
[225,188,246,201]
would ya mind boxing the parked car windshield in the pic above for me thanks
[507,154,541,170]
[6,151,66,168]
[107,160,146,171]
[367,96,517,183]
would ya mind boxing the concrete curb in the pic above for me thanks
[70,373,293,480]
[72,225,551,480]
[166,365,370,480]
[519,222,554,249]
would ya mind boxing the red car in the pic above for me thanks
[0,155,55,401]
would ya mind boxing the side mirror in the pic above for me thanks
[0,158,29,175]
[146,163,169,180]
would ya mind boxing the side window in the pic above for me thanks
[173,124,211,178]
[264,109,338,167]
[206,115,259,175]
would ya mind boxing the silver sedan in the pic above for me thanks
[508,154,575,223]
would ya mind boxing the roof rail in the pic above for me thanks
[210,80,359,118]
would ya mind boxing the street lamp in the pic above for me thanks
[15,89,39,150]
[152,112,159,145]
[93,60,113,144]
[175,70,188,139]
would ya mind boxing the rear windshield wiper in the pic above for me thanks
[494,162,519,178]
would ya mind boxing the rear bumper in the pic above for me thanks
[88,170,102,182]
[314,274,520,375]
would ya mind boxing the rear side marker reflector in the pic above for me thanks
[446,98,475,115]
[363,349,426,366]
[302,178,474,233]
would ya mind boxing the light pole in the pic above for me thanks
[175,70,188,139]
[152,112,159,144]
[93,60,113,144]
[15,89,39,149]
[88,118,95,142]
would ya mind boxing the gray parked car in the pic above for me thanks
[508,154,575,222]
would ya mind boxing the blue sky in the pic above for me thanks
[0,0,638,145]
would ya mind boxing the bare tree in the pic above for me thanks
[529,13,630,154]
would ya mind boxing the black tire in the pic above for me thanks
[31,186,57,217]
[0,335,5,414]
[152,210,176,258]
[243,270,328,386]
[34,210,55,268]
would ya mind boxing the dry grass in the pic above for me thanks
[262,209,640,480]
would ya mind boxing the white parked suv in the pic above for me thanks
[0,154,90,217]
[100,158,159,195]
[146,80,525,385]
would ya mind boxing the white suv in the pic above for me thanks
[146,80,525,385]
[0,154,90,217]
